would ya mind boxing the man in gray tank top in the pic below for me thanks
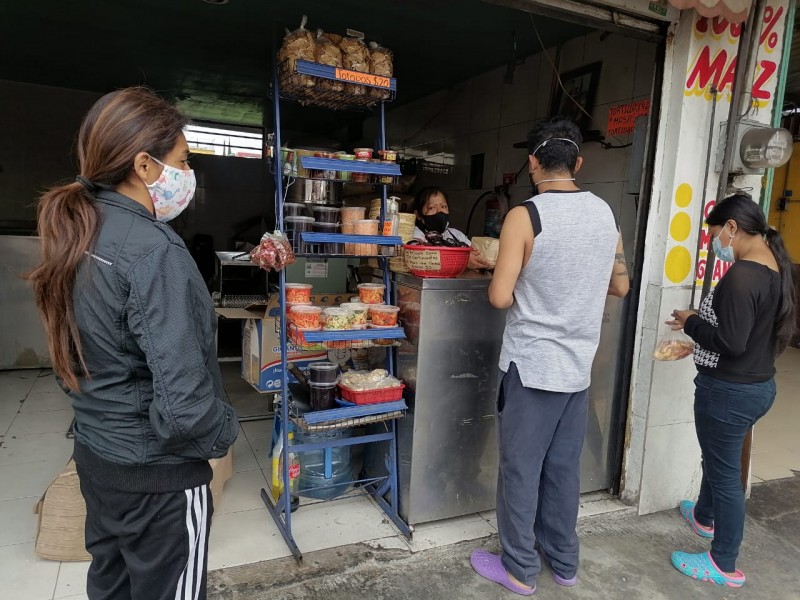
[470,118,630,595]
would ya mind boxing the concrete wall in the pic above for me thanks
[0,80,101,226]
[170,154,273,252]
[364,30,658,268]
[0,80,273,252]
[623,2,791,514]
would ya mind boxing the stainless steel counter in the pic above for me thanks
[0,235,51,369]
[387,271,626,526]
[392,272,506,525]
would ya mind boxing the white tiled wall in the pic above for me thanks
[367,32,658,244]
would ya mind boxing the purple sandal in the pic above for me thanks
[470,549,536,596]
[535,548,577,586]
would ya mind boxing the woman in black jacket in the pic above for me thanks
[668,193,796,588]
[30,87,238,600]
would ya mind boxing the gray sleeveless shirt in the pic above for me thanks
[498,191,619,392]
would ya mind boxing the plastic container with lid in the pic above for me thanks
[283,202,306,217]
[351,160,371,183]
[358,283,385,304]
[290,305,322,330]
[286,301,311,324]
[353,219,379,256]
[353,148,374,159]
[285,283,312,304]
[336,153,355,181]
[369,304,400,327]
[312,151,336,180]
[308,222,342,254]
[340,302,369,328]
[322,307,352,330]
[340,206,367,224]
[378,161,395,185]
[284,216,315,252]
[353,219,379,235]
[308,361,339,384]
[309,383,338,412]
[311,205,340,224]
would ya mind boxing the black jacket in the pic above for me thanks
[69,189,238,493]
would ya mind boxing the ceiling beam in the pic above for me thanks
[480,0,666,41]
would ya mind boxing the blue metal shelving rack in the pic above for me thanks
[262,54,412,562]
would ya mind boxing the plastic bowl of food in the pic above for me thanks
[340,302,369,328]
[369,305,400,327]
[322,307,352,330]
[353,148,374,159]
[286,301,311,322]
[340,206,367,224]
[285,283,313,304]
[357,283,385,304]
[311,205,340,224]
[378,149,398,162]
[290,305,322,330]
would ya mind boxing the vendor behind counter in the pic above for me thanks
[411,187,492,271]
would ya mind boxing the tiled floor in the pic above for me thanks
[1,350,797,600]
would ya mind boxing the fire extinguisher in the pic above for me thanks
[483,190,509,238]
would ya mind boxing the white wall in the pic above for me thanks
[364,30,658,265]
[0,81,101,225]
[624,2,791,514]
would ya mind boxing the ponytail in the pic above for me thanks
[765,227,797,354]
[28,87,188,392]
[29,181,100,391]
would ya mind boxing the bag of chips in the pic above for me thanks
[279,15,316,89]
[315,30,344,92]
[368,42,393,101]
[339,34,370,96]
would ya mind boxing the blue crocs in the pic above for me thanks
[671,551,745,588]
[679,500,714,539]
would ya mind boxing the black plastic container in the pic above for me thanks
[309,383,337,411]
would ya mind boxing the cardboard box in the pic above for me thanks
[34,451,234,562]
[216,293,350,393]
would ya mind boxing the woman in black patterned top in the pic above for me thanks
[667,193,796,588]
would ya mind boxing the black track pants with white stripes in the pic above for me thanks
[77,466,213,600]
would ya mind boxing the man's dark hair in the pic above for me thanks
[527,117,582,174]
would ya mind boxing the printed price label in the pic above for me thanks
[305,261,329,278]
[334,68,391,88]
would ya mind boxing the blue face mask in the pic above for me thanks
[712,230,735,263]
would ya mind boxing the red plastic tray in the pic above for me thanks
[338,384,405,405]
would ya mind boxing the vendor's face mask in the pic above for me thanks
[420,212,449,233]
[146,157,196,222]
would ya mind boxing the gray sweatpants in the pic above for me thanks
[496,362,589,587]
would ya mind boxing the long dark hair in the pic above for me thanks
[707,193,796,353]
[28,87,188,391]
